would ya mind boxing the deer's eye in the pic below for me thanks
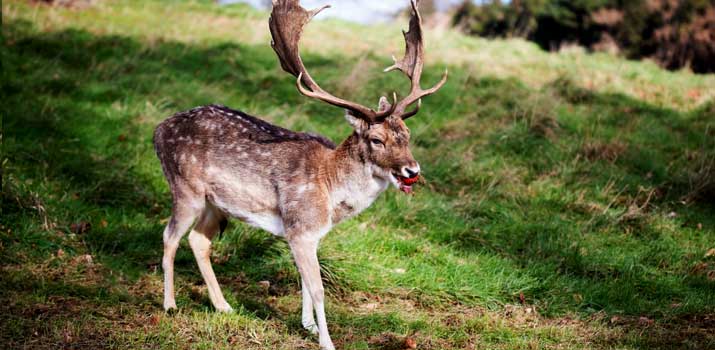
[370,138,384,146]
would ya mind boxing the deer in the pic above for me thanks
[152,0,446,348]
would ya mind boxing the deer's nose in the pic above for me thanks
[402,164,420,178]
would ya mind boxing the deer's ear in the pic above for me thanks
[344,110,368,135]
[377,96,392,113]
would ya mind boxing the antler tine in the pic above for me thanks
[400,99,421,120]
[385,0,448,118]
[270,0,393,122]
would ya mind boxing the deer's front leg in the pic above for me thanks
[289,237,334,350]
[301,277,318,334]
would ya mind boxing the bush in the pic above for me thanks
[645,1,715,73]
[453,0,546,38]
[452,0,715,73]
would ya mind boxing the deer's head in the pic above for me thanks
[343,98,418,193]
[269,0,447,193]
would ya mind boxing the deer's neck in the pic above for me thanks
[324,133,389,224]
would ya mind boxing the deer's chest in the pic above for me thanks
[330,176,389,224]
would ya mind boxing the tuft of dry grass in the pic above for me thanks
[581,141,628,162]
[683,151,715,204]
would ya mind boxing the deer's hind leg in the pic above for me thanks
[163,194,202,311]
[188,204,233,312]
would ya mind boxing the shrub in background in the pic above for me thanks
[452,0,715,73]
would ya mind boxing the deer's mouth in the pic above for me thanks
[393,173,419,194]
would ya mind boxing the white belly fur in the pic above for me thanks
[232,208,285,236]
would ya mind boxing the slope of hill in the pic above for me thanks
[2,1,714,349]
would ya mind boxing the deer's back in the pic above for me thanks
[153,104,335,179]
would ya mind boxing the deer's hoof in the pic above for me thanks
[303,322,318,335]
[163,301,177,312]
[215,304,234,313]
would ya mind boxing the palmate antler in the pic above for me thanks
[269,0,395,123]
[269,0,446,122]
[385,0,448,119]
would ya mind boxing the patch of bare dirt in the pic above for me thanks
[529,114,560,139]
[0,291,115,350]
[605,313,715,349]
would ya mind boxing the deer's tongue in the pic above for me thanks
[397,175,419,194]
[400,183,413,194]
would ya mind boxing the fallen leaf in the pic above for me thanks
[360,303,379,311]
[70,221,91,234]
[639,316,654,326]
[687,89,701,99]
[257,280,270,291]
[404,336,417,349]
[573,293,583,303]
[149,314,160,326]
[118,134,127,142]
[519,292,525,305]
[100,219,108,228]
[705,248,715,258]
[692,262,708,274]
[56,249,65,258]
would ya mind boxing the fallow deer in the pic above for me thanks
[153,0,446,348]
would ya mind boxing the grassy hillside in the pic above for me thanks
[2,0,714,349]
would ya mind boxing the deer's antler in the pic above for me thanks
[385,0,448,119]
[269,0,395,123]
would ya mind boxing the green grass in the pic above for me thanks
[2,0,714,349]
